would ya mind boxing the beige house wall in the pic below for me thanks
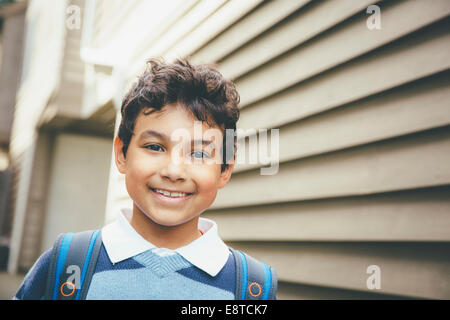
[196,0,450,299]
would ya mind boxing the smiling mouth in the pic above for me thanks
[149,187,194,198]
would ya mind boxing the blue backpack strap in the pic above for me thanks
[78,230,102,300]
[230,248,245,299]
[45,229,102,300]
[44,233,66,300]
[230,248,277,300]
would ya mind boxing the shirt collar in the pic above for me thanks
[101,209,230,277]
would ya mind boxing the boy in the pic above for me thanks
[14,59,277,300]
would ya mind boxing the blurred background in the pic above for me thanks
[0,0,449,299]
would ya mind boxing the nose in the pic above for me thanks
[160,157,187,182]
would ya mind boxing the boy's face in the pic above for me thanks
[114,103,234,227]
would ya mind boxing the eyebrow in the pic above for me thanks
[139,129,214,146]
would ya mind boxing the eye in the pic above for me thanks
[144,144,164,152]
[191,151,210,159]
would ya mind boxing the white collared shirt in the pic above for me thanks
[101,209,230,277]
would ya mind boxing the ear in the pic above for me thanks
[217,158,235,189]
[114,136,127,174]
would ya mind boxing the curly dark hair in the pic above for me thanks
[118,58,240,172]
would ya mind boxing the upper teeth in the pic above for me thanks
[154,189,189,197]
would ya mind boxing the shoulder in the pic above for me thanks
[14,229,104,300]
[13,248,53,300]
[229,247,277,274]
[229,248,278,300]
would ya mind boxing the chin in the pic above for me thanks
[152,216,198,228]
[158,213,199,227]
[135,202,195,227]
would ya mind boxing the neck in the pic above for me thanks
[130,204,202,250]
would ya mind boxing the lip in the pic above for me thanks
[150,187,194,194]
[149,187,194,204]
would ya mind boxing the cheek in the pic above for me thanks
[202,186,218,200]
[193,166,221,197]
[197,182,218,210]
[125,156,156,189]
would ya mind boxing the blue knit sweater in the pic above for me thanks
[14,243,236,300]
